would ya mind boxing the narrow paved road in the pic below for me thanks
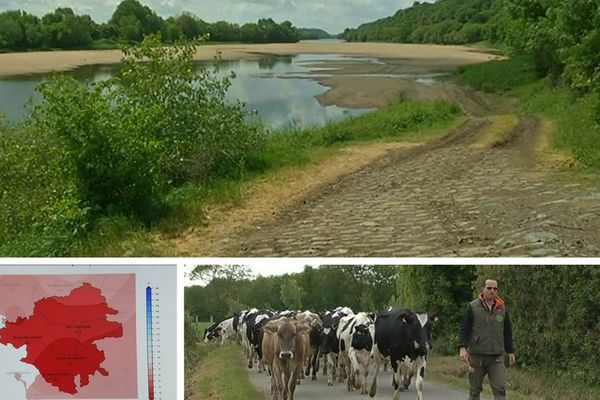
[248,366,489,400]
[210,116,600,256]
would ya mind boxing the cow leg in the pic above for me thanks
[248,347,255,369]
[368,345,382,398]
[289,364,303,400]
[338,352,348,382]
[304,351,311,377]
[326,354,333,386]
[391,358,403,400]
[399,363,409,392]
[402,370,412,390]
[362,364,370,395]
[306,347,319,380]
[415,356,427,400]
[342,351,353,390]
[272,363,283,400]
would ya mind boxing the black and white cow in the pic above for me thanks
[203,320,220,342]
[320,306,354,386]
[337,312,375,393]
[239,308,257,358]
[369,308,437,400]
[204,316,236,345]
[245,309,274,370]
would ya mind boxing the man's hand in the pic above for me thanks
[508,353,516,366]
[459,347,469,363]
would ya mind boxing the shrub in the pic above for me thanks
[33,35,265,218]
[0,121,89,255]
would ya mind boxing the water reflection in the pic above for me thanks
[0,54,386,129]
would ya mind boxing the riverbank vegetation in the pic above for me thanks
[346,0,600,170]
[0,0,300,52]
[459,55,600,169]
[0,37,462,256]
[186,265,600,398]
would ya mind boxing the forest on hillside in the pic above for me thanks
[344,0,600,98]
[0,0,300,51]
[186,265,600,385]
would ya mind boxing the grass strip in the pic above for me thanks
[190,344,264,400]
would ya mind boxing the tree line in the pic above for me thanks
[185,265,600,385]
[343,0,600,105]
[0,0,300,51]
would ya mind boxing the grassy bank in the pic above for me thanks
[186,344,263,400]
[428,354,600,400]
[1,98,462,256]
[459,55,600,170]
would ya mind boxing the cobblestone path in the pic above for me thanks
[211,116,600,257]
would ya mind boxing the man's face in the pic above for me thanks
[483,279,498,301]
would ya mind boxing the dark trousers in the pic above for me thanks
[468,353,506,400]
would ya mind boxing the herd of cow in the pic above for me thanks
[202,306,437,400]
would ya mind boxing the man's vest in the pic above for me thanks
[467,298,506,355]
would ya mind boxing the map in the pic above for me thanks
[0,274,137,399]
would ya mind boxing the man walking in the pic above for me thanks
[458,278,516,400]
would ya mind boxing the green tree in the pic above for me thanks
[476,265,600,384]
[396,265,476,353]
[0,11,27,49]
[280,277,305,310]
[110,0,164,42]
[189,264,252,285]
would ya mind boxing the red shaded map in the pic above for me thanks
[0,283,123,394]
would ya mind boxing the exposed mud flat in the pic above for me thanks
[0,41,498,77]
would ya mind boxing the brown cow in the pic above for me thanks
[295,311,322,381]
[262,317,310,400]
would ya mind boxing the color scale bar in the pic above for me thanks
[146,286,155,400]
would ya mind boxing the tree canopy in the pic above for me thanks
[0,0,300,52]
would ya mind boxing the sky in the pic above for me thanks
[0,0,434,34]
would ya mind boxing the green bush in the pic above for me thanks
[477,266,600,385]
[1,36,265,255]
[0,121,89,255]
[32,35,264,219]
[459,55,538,93]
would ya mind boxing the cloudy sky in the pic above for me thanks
[0,0,433,34]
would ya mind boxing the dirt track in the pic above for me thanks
[172,111,600,257]
[151,49,600,257]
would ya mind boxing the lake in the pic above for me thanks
[0,53,387,129]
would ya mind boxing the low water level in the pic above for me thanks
[0,54,383,129]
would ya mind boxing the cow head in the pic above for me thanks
[406,312,437,355]
[203,326,221,342]
[320,325,338,355]
[265,319,309,359]
[351,323,373,351]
